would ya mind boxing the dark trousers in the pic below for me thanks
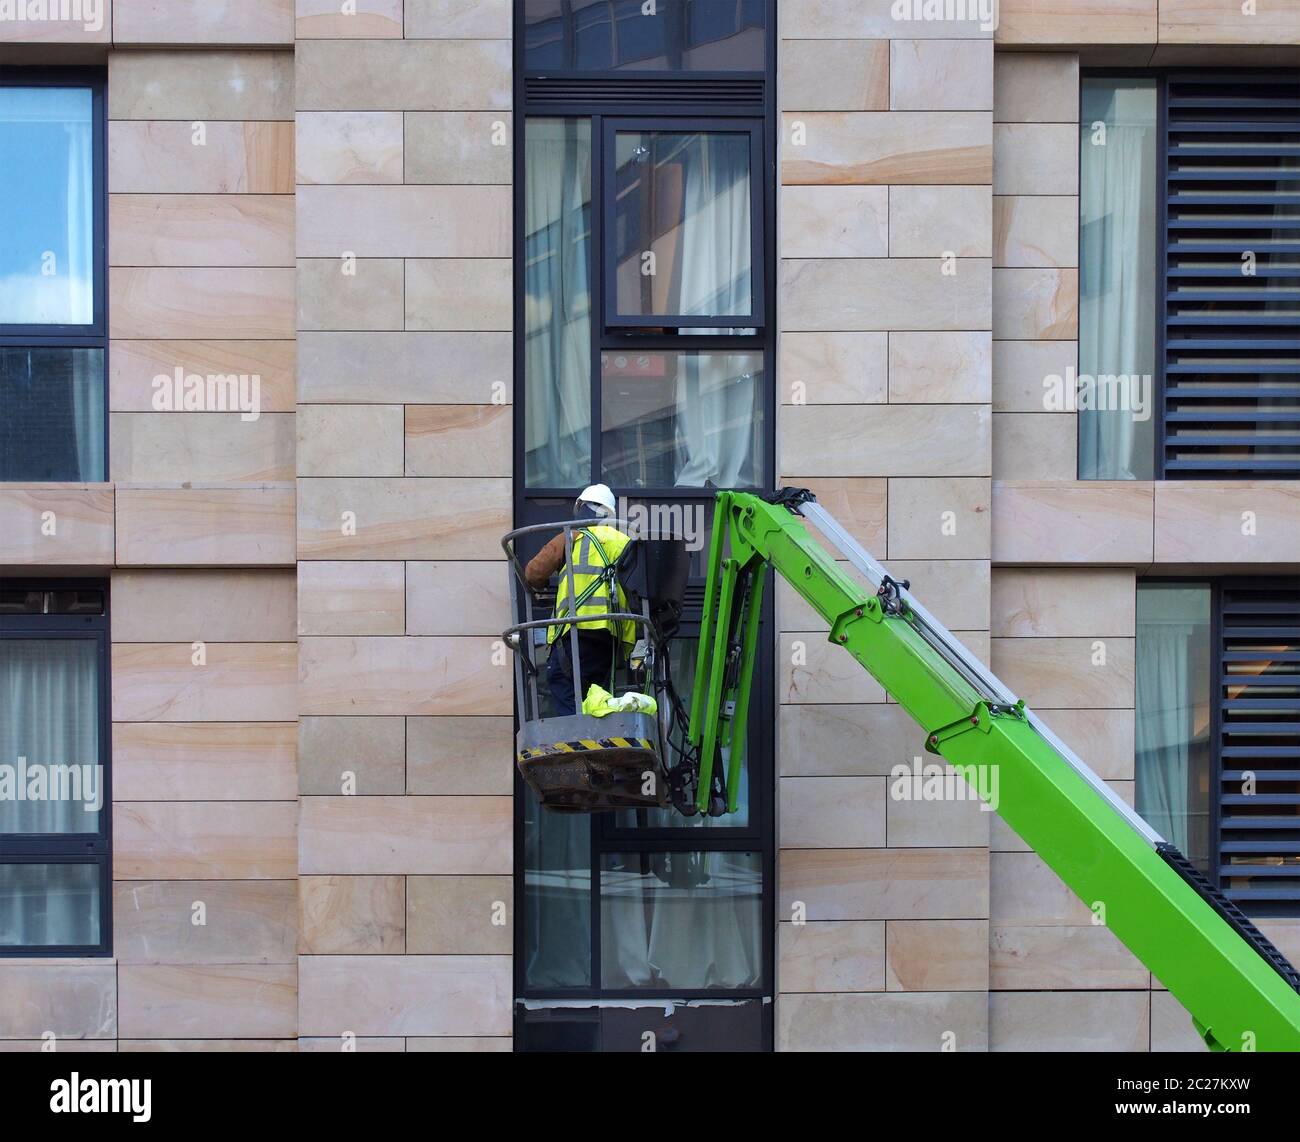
[547,631,615,717]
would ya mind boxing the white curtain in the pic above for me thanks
[1079,80,1157,480]
[523,790,592,988]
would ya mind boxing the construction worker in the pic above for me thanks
[525,483,634,717]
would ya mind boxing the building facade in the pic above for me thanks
[0,0,1296,1052]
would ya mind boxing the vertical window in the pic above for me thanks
[0,585,110,955]
[0,74,106,482]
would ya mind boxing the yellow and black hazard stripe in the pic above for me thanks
[518,737,655,764]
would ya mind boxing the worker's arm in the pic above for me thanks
[524,533,567,590]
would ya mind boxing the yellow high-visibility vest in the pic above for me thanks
[549,525,634,646]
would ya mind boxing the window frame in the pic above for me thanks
[0,67,109,483]
[0,579,113,958]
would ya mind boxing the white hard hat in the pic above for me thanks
[576,483,617,518]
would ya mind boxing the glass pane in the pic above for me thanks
[522,784,592,987]
[613,130,753,321]
[0,863,99,947]
[0,638,102,835]
[0,87,95,325]
[1135,583,1212,875]
[0,347,106,481]
[525,118,593,488]
[1078,79,1158,480]
[601,350,763,487]
[600,850,761,988]
[523,0,767,72]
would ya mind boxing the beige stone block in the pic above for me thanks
[886,919,990,991]
[993,267,1077,340]
[779,991,988,1052]
[296,0,402,38]
[121,1038,296,1051]
[298,331,511,403]
[992,567,1136,638]
[113,721,297,801]
[996,0,1157,45]
[404,259,512,331]
[778,332,887,405]
[109,51,294,120]
[778,920,885,992]
[888,185,993,258]
[781,186,888,258]
[0,965,116,1039]
[113,881,297,964]
[0,486,114,566]
[296,477,508,560]
[116,484,296,566]
[888,330,991,404]
[779,478,888,556]
[299,714,405,795]
[1154,483,1300,564]
[780,39,888,112]
[993,53,1080,122]
[299,797,510,874]
[406,715,513,795]
[781,112,992,185]
[110,194,293,268]
[114,802,297,879]
[782,258,991,332]
[113,0,293,44]
[109,121,294,193]
[118,965,295,1040]
[992,850,1094,924]
[113,569,296,642]
[993,195,1077,268]
[299,875,405,954]
[110,340,295,413]
[780,777,886,848]
[1035,707,1134,782]
[1151,990,1210,1052]
[991,924,1148,990]
[111,642,296,722]
[298,1036,404,1051]
[779,704,924,778]
[298,259,403,332]
[887,787,991,847]
[299,955,510,1036]
[299,636,510,716]
[993,123,1078,195]
[890,40,992,111]
[0,1,110,41]
[780,634,886,705]
[1256,919,1300,967]
[780,848,989,920]
[783,1,991,38]
[404,0,510,37]
[887,478,991,560]
[407,875,512,954]
[991,338,1076,412]
[1160,0,1300,43]
[297,185,510,258]
[297,405,405,478]
[992,481,1154,564]
[405,112,512,184]
[295,111,403,185]
[782,404,990,477]
[885,560,990,631]
[110,413,294,482]
[991,991,1149,1052]
[991,635,1134,708]
[405,562,509,636]
[0,1040,118,1052]
[404,406,511,477]
[992,411,1077,480]
[111,267,295,339]
[296,39,510,111]
[298,562,405,637]
[406,1036,510,1051]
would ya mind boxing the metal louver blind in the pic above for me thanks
[1164,73,1300,477]
[1217,580,1300,912]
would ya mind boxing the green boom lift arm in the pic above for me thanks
[687,488,1300,1052]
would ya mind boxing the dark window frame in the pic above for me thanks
[0,67,109,481]
[0,578,113,957]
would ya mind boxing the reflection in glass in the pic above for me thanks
[600,850,761,988]
[0,347,105,481]
[525,119,593,488]
[522,783,592,988]
[613,130,753,321]
[0,863,100,947]
[601,351,763,487]
[0,87,95,325]
[1135,583,1212,873]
